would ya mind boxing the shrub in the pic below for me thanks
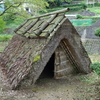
[91,62,100,75]
[95,2,100,7]
[81,3,87,10]
[88,4,94,8]
[60,3,83,8]
[46,7,63,12]
[70,6,83,11]
[95,27,100,37]
[76,14,83,19]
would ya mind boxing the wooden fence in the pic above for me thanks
[82,39,100,55]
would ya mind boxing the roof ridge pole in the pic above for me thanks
[27,8,70,20]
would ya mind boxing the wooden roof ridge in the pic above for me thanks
[27,8,70,20]
[14,8,70,39]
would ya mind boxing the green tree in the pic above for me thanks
[47,0,72,8]
[0,0,49,34]
[0,0,48,19]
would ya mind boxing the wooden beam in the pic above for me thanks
[35,14,58,36]
[45,15,65,38]
[60,40,80,72]
[22,18,39,35]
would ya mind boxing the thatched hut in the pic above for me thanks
[0,8,91,89]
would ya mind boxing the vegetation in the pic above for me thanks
[88,2,100,8]
[95,27,100,37]
[46,3,87,13]
[0,1,100,34]
[0,34,13,42]
[89,54,100,76]
[0,0,48,17]
[46,0,72,8]
[0,17,6,33]
[60,3,86,7]
[76,14,100,24]
[33,55,41,62]
[88,7,100,15]
[0,0,49,34]
[40,6,83,14]
[76,14,100,20]
[91,62,100,75]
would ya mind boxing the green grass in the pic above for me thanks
[0,34,13,42]
[88,7,100,15]
[89,54,100,76]
[91,62,100,75]
[76,14,100,24]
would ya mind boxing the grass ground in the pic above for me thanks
[87,7,100,15]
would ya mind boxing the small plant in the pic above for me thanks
[33,55,41,62]
[80,75,89,82]
[95,27,100,37]
[31,88,38,92]
[90,62,100,75]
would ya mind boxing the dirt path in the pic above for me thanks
[0,70,99,100]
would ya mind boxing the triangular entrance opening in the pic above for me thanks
[39,53,55,79]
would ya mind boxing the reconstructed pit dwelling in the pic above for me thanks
[0,8,91,89]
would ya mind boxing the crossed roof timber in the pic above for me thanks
[14,8,70,39]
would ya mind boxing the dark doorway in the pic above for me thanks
[39,53,55,79]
